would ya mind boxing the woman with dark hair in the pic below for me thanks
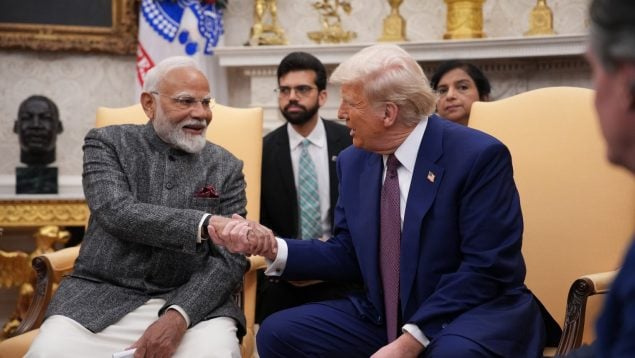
[430,60,491,126]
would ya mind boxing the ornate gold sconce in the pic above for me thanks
[378,0,407,42]
[524,0,555,36]
[443,0,486,40]
[308,0,357,44]
[247,0,288,46]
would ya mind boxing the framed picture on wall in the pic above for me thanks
[0,0,139,55]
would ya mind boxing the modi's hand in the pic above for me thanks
[129,309,187,358]
[208,214,277,259]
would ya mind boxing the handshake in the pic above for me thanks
[207,214,278,260]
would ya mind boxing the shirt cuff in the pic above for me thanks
[264,237,287,276]
[403,324,430,348]
[167,305,191,328]
[197,214,211,244]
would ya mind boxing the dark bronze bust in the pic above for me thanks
[13,95,63,166]
[13,96,63,194]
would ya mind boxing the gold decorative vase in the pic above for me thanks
[524,0,555,36]
[378,0,407,42]
[443,0,486,40]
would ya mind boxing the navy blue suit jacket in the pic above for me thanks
[595,237,635,357]
[281,115,547,356]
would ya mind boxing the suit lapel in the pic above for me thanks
[325,120,340,208]
[274,126,298,231]
[324,119,349,214]
[358,152,384,308]
[274,126,295,194]
[401,115,445,310]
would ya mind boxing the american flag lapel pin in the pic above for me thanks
[427,171,436,183]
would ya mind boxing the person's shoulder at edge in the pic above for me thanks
[263,122,288,144]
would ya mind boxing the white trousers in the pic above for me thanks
[26,299,240,358]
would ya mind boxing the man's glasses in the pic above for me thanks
[150,92,215,110]
[274,85,317,98]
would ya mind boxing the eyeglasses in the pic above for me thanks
[150,92,215,110]
[274,85,317,98]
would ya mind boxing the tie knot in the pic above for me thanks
[386,154,400,177]
[301,138,311,149]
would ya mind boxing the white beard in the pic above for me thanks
[153,104,207,153]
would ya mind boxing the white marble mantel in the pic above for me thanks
[214,35,591,132]
[216,34,588,67]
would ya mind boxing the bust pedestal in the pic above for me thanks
[15,167,58,194]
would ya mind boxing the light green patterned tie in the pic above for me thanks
[298,139,322,240]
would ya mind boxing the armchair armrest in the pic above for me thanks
[12,246,80,336]
[241,255,266,358]
[555,270,618,356]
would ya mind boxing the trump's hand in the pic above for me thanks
[243,215,277,259]
[208,214,277,259]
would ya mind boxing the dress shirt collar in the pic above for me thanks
[384,116,429,173]
[287,118,326,150]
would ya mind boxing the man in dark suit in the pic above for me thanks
[223,44,553,357]
[257,52,353,323]
[26,56,260,357]
[566,0,635,357]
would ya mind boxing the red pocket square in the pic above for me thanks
[195,185,219,198]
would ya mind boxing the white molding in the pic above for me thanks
[215,34,588,67]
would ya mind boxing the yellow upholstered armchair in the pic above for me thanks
[469,87,635,356]
[0,104,267,358]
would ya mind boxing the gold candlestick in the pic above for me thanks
[378,0,407,42]
[247,0,288,46]
[525,0,555,36]
[443,0,486,40]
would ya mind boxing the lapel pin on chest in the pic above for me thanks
[427,171,436,183]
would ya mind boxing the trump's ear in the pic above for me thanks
[382,102,399,127]
[141,92,156,120]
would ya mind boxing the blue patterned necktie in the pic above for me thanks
[298,139,322,240]
[380,153,401,342]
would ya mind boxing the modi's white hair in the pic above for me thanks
[143,56,204,92]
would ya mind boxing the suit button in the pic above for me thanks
[166,182,174,189]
